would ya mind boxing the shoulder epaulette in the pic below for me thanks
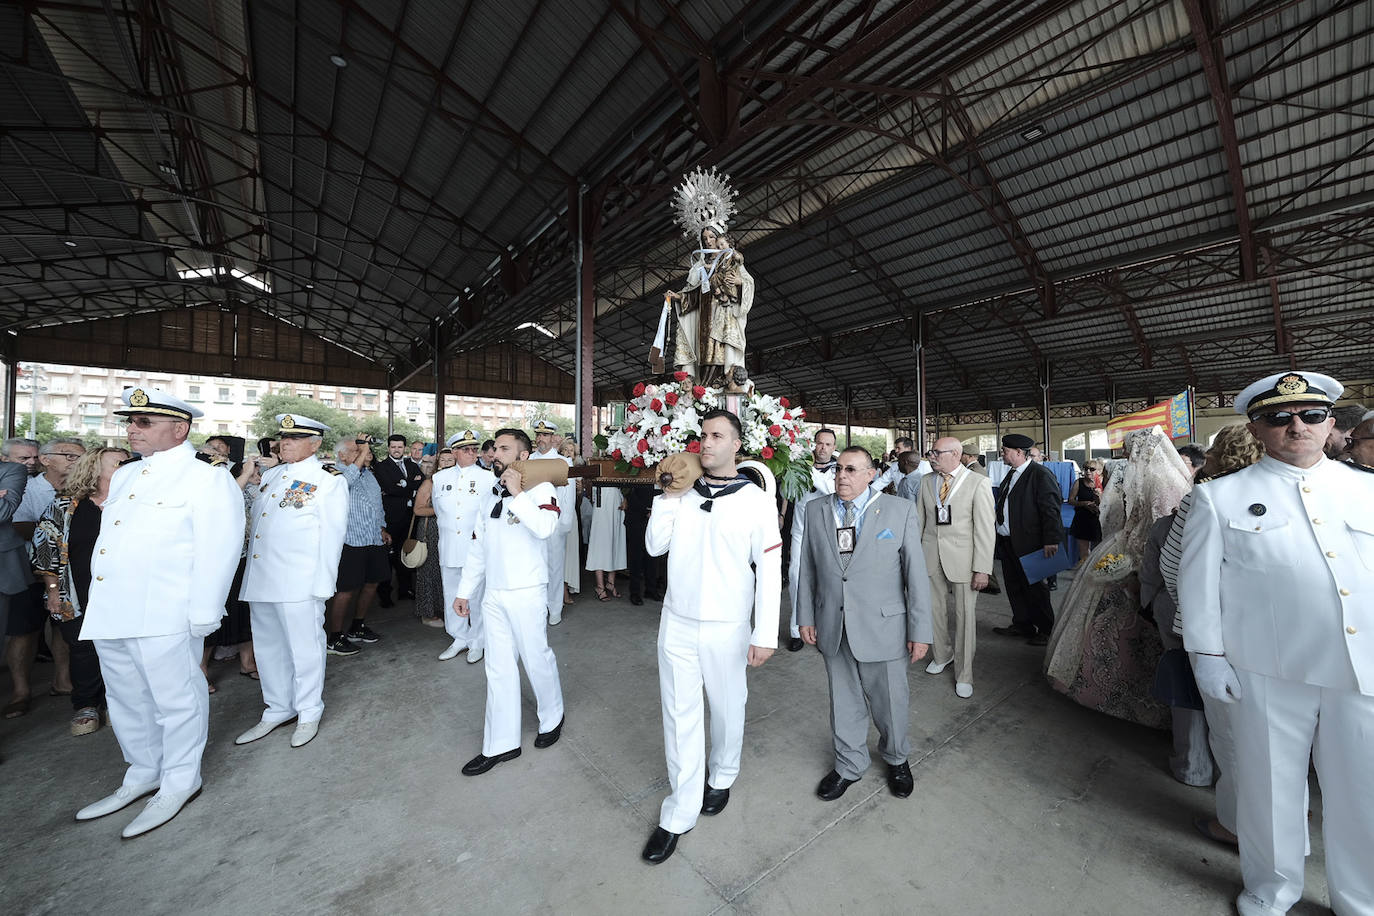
[1195,466,1244,485]
[321,463,344,476]
[1343,461,1374,474]
[195,452,229,468]
[118,455,142,468]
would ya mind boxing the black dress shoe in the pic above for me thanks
[630,594,644,606]
[887,762,914,798]
[645,590,664,601]
[787,637,805,652]
[701,785,730,815]
[461,747,521,775]
[991,625,1034,638]
[1026,634,1048,647]
[534,716,564,748]
[816,769,858,801]
[641,826,683,864]
[1046,575,1058,591]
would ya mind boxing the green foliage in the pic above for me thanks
[16,411,105,450]
[769,454,815,503]
[524,402,574,433]
[443,417,489,444]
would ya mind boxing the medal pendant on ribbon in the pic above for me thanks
[936,505,952,526]
[837,526,856,554]
[506,511,520,526]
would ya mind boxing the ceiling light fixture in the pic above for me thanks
[63,239,77,248]
[329,54,348,68]
[1020,124,1046,142]
[517,321,557,339]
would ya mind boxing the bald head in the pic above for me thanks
[930,436,963,474]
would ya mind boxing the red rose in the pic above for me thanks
[779,397,790,408]
[789,431,796,442]
[686,440,701,453]
[661,424,671,434]
[650,398,663,412]
[633,382,646,397]
[769,424,782,436]
[761,446,775,459]
[636,439,649,453]
[631,455,645,468]
[612,449,623,460]
[665,392,679,406]
[627,402,638,413]
[783,411,791,420]
[692,385,706,399]
[674,371,688,382]
[626,425,638,434]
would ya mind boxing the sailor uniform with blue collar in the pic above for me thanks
[240,454,348,728]
[432,462,496,654]
[81,440,244,797]
[646,474,782,834]
[456,480,565,756]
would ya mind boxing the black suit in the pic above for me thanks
[623,486,662,600]
[994,461,1064,636]
[373,456,424,597]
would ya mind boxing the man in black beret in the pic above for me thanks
[990,434,1064,646]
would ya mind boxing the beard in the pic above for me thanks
[491,458,509,477]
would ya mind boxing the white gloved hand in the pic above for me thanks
[1191,654,1243,703]
[189,620,222,639]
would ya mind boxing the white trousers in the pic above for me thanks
[928,565,979,684]
[442,565,483,652]
[481,585,563,756]
[95,633,208,794]
[544,535,565,615]
[1232,669,1374,916]
[250,600,326,724]
[657,610,751,834]
[1200,691,1238,831]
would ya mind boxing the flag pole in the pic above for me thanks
[1187,385,1196,441]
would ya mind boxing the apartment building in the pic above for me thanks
[13,363,570,441]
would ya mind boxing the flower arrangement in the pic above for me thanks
[1089,551,1134,583]
[593,373,815,501]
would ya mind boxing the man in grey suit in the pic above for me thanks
[796,446,931,801]
[0,459,30,679]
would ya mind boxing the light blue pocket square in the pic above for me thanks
[876,528,895,540]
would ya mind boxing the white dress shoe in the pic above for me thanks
[121,785,201,839]
[234,718,292,746]
[438,639,467,661]
[76,781,160,821]
[290,720,320,747]
[548,609,562,626]
[925,659,950,675]
[466,647,484,664]
[955,682,974,698]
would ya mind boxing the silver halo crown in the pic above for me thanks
[673,167,737,240]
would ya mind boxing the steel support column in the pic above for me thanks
[432,324,445,444]
[387,388,395,437]
[914,318,927,449]
[1040,360,1052,458]
[2,350,15,439]
[574,185,600,445]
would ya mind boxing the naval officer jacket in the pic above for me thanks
[431,463,496,569]
[456,481,561,598]
[647,481,783,649]
[240,455,349,603]
[1179,455,1374,694]
[81,441,244,639]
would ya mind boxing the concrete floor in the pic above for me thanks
[2,576,1332,916]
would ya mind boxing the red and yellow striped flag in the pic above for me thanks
[1107,391,1192,447]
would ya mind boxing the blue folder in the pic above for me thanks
[1019,545,1075,584]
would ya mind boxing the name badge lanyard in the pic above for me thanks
[935,467,971,525]
[833,495,875,554]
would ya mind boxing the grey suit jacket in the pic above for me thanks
[795,492,932,662]
[0,462,30,595]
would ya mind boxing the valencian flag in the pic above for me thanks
[1107,390,1192,447]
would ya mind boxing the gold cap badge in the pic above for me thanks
[281,415,296,429]
[129,388,149,407]
[1275,374,1308,396]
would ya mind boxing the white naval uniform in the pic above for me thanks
[80,442,244,794]
[432,463,496,652]
[788,465,836,638]
[1180,456,1374,916]
[240,456,348,726]
[873,458,930,492]
[456,481,565,756]
[646,479,782,834]
[528,447,575,616]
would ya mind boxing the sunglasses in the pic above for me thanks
[121,416,182,428]
[1250,408,1331,427]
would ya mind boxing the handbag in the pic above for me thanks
[400,516,428,568]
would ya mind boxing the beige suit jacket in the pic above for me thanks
[916,467,996,582]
